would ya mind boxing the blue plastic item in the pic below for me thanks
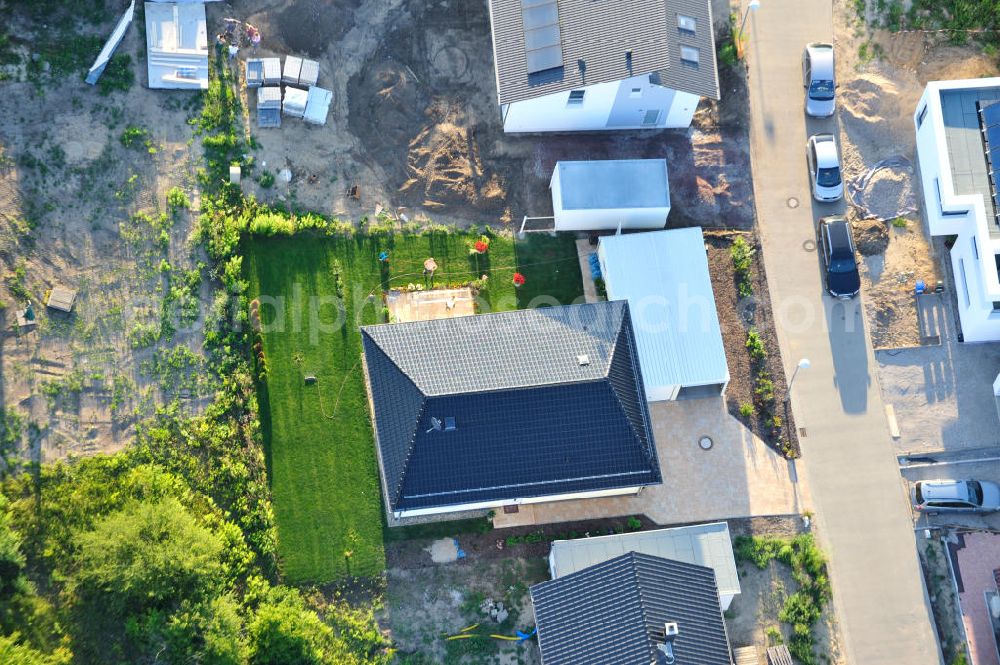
[516,627,538,642]
[915,280,926,295]
[588,253,602,280]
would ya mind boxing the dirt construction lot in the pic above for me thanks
[239,0,755,229]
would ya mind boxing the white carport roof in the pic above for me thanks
[145,1,209,89]
[599,227,729,392]
[549,522,740,598]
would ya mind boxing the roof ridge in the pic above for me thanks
[626,553,661,659]
[392,396,428,507]
[604,313,659,472]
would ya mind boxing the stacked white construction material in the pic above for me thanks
[261,57,281,86]
[304,86,333,126]
[282,87,308,118]
[245,59,264,88]
[257,87,282,128]
[282,56,302,85]
[299,59,319,87]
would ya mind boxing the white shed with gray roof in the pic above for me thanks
[548,521,740,610]
[550,159,670,231]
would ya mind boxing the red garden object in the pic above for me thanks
[512,272,526,287]
[474,239,489,254]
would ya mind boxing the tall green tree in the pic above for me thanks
[70,496,225,615]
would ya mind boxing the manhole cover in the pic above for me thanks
[698,436,714,450]
[787,197,800,208]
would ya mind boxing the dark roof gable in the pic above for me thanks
[361,302,660,513]
[530,552,732,665]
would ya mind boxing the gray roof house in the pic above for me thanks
[360,301,661,520]
[530,551,733,665]
[488,0,720,132]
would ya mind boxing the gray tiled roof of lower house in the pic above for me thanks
[488,0,719,106]
[361,301,660,512]
[362,301,629,396]
[530,552,732,665]
[940,87,1000,235]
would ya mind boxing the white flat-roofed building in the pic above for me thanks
[144,1,209,89]
[916,78,1000,342]
[550,159,670,231]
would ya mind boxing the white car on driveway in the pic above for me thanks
[806,133,843,202]
[912,479,1000,514]
[803,42,836,117]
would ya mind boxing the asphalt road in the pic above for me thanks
[744,3,941,663]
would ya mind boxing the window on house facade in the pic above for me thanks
[567,89,585,106]
[677,14,697,35]
[959,259,972,309]
[680,46,700,65]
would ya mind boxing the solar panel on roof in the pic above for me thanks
[984,104,1000,128]
[986,125,1000,148]
[980,101,1000,233]
[521,0,563,74]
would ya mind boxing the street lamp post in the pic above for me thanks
[784,357,811,403]
[739,0,761,41]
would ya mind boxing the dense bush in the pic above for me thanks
[733,535,830,664]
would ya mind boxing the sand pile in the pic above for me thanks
[852,217,889,256]
[402,101,506,210]
[854,165,916,221]
[838,74,912,180]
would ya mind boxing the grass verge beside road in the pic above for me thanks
[244,230,582,582]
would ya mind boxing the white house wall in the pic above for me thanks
[392,485,642,520]
[502,75,698,133]
[915,79,1000,342]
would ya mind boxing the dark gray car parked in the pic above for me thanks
[818,216,860,299]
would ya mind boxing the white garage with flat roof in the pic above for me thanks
[549,159,670,231]
[548,522,741,610]
[597,227,729,401]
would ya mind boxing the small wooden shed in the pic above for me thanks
[46,286,77,313]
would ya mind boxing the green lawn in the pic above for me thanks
[244,230,582,583]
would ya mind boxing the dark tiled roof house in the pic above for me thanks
[530,552,733,665]
[360,301,661,520]
[488,0,720,132]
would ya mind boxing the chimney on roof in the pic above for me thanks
[654,622,678,665]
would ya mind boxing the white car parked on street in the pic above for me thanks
[803,42,836,117]
[806,133,843,202]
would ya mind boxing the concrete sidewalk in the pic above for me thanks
[744,1,940,663]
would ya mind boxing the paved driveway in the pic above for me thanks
[877,286,1000,454]
[744,2,940,662]
[494,397,806,528]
